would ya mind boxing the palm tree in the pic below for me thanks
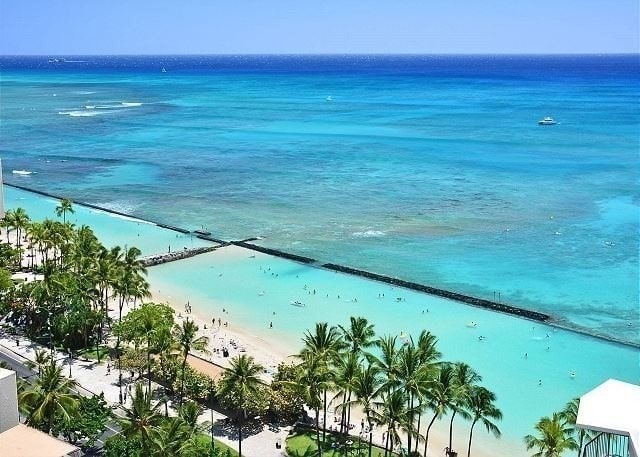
[423,363,457,457]
[216,354,264,457]
[412,330,441,454]
[173,318,209,406]
[448,362,481,454]
[350,363,383,457]
[119,383,165,456]
[333,350,360,435]
[13,207,30,256]
[524,413,579,457]
[371,387,412,457]
[299,322,344,445]
[55,198,74,224]
[339,316,375,353]
[18,361,80,434]
[25,348,51,375]
[559,398,590,456]
[465,385,502,457]
[296,352,327,456]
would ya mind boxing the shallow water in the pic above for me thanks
[4,186,213,255]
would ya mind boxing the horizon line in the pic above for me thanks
[2,52,639,57]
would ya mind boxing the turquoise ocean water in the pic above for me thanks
[1,55,639,454]
[1,55,637,343]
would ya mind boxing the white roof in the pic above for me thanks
[576,378,640,456]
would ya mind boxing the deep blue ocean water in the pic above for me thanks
[1,55,639,343]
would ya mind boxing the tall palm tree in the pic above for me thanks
[350,363,383,457]
[559,398,590,456]
[371,387,412,457]
[412,330,441,454]
[299,322,343,444]
[524,413,579,457]
[465,385,502,457]
[173,318,209,406]
[216,354,264,457]
[423,363,457,457]
[448,362,481,454]
[18,361,80,434]
[13,207,30,257]
[333,350,360,435]
[296,352,326,456]
[55,198,75,224]
[119,383,165,456]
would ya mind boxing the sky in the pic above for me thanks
[0,0,638,55]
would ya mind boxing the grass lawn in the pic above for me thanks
[286,429,392,457]
[76,345,111,361]
[195,433,239,456]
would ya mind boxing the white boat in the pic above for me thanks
[12,170,33,175]
[538,117,557,125]
[161,67,167,73]
[290,300,305,307]
[326,96,333,102]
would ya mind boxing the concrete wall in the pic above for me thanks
[0,368,19,434]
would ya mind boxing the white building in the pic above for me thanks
[0,368,80,457]
[576,378,640,457]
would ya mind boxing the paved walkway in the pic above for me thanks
[0,330,296,456]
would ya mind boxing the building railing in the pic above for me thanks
[583,432,629,457]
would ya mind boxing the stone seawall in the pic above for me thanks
[322,262,551,322]
[142,245,222,267]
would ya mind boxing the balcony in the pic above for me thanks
[583,432,630,457]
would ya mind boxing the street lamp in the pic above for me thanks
[209,380,215,455]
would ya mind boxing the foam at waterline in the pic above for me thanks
[72,91,96,95]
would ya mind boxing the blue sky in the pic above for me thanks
[0,0,638,55]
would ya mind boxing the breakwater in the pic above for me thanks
[322,262,551,322]
[141,246,222,267]
[233,241,317,264]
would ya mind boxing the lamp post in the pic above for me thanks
[209,380,215,455]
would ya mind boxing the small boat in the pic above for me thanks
[161,67,167,73]
[326,96,333,102]
[290,301,305,307]
[194,229,211,236]
[538,117,557,125]
[12,170,33,175]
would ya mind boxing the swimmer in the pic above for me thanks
[269,322,273,329]
[538,379,543,386]
[524,352,528,359]
[569,371,576,378]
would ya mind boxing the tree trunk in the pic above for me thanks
[147,338,152,391]
[415,400,422,455]
[315,407,322,457]
[179,355,187,407]
[407,394,413,453]
[340,391,347,434]
[467,419,477,457]
[238,409,243,457]
[423,413,438,457]
[448,410,457,453]
[322,389,327,444]
[367,412,373,457]
[346,390,352,436]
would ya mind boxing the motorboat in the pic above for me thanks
[12,170,33,175]
[538,117,557,125]
[290,301,305,307]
